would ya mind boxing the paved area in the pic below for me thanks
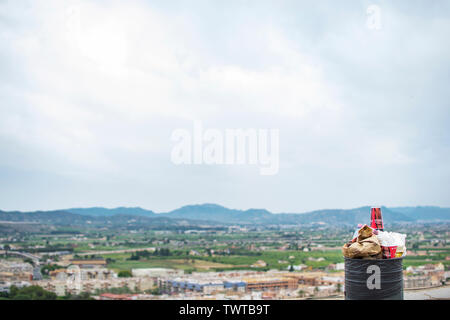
[404,285,450,300]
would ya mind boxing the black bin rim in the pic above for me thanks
[344,257,404,262]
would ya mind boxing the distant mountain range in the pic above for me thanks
[66,207,156,217]
[1,204,449,227]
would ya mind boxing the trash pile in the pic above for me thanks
[342,207,407,259]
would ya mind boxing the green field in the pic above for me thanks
[99,247,450,273]
[99,249,345,273]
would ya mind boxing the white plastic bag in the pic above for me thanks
[377,231,407,257]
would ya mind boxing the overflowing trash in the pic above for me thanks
[378,230,407,258]
[342,207,407,259]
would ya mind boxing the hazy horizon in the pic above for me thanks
[1,202,449,215]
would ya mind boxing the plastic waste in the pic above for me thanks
[377,231,407,257]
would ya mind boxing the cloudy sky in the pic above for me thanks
[0,0,449,213]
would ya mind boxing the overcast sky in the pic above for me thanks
[0,0,449,213]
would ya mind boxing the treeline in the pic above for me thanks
[127,248,171,260]
[228,248,262,256]
[0,286,56,300]
[50,230,81,235]
[22,246,74,253]
[0,286,94,300]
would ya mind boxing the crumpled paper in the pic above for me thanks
[343,225,382,259]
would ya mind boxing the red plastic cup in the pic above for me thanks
[382,246,398,259]
[370,207,384,231]
[389,246,398,258]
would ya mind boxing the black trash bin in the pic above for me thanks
[344,257,404,300]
